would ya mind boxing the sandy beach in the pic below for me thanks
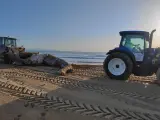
[0,63,160,120]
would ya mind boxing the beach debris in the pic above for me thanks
[27,54,47,65]
[60,64,73,75]
[43,54,69,68]
[43,54,57,66]
[4,47,73,75]
[43,54,73,75]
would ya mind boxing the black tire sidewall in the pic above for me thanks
[4,54,12,64]
[103,52,133,80]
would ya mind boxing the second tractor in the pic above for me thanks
[103,29,160,80]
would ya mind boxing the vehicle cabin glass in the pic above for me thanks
[121,35,145,53]
[4,38,16,47]
[0,37,4,46]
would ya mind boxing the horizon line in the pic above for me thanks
[26,48,107,53]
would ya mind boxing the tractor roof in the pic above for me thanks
[119,31,149,37]
[0,36,17,40]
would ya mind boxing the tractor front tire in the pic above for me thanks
[103,52,133,80]
[4,54,12,64]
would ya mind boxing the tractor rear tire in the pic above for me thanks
[103,52,133,80]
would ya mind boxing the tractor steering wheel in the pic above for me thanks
[132,44,143,53]
[133,44,140,48]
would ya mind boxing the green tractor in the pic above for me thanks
[103,29,160,80]
[0,36,38,64]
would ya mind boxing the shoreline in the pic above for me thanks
[71,63,102,69]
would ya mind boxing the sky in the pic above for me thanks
[0,0,160,52]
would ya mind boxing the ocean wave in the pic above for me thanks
[69,60,103,64]
[77,61,102,63]
[60,56,106,59]
[95,55,106,57]
[31,50,105,65]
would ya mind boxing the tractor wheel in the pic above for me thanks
[103,52,133,80]
[156,68,160,81]
[4,54,12,64]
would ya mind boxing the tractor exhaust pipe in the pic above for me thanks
[149,29,156,49]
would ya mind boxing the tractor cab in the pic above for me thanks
[0,36,25,53]
[0,37,17,47]
[119,31,150,62]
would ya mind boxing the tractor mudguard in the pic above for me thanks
[106,47,136,65]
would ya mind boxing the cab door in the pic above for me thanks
[121,35,145,62]
[0,37,5,54]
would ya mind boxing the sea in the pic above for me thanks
[26,49,107,65]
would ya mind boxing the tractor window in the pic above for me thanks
[5,39,16,47]
[121,35,145,53]
[145,41,149,48]
[0,37,4,46]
